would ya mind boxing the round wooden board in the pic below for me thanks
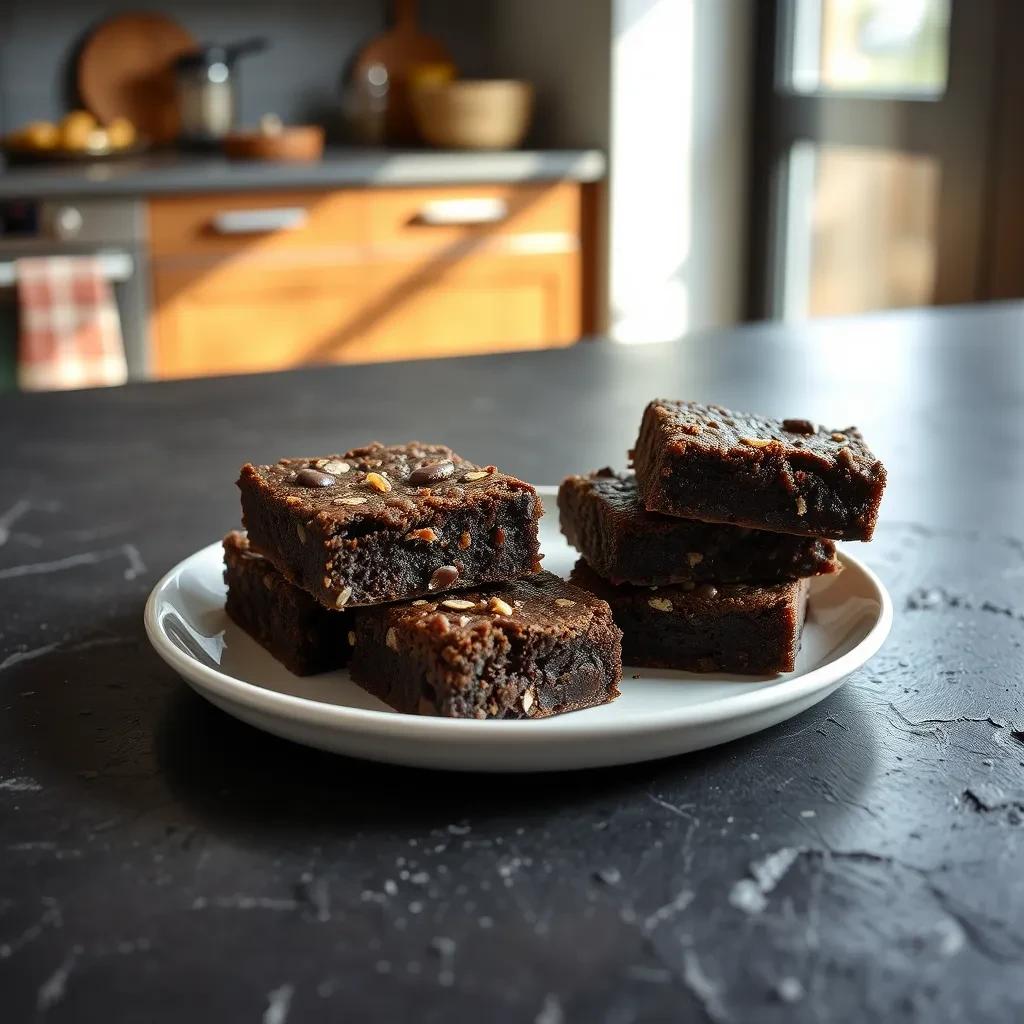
[78,12,196,144]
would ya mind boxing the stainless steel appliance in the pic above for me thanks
[174,39,268,146]
[0,198,150,388]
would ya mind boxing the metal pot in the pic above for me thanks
[175,38,267,145]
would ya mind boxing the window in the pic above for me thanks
[789,0,951,96]
[782,143,939,318]
[747,0,1010,320]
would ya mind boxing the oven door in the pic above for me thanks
[0,248,146,392]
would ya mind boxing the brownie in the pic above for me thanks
[223,531,348,676]
[632,400,886,541]
[571,559,808,674]
[349,571,622,718]
[558,468,839,586]
[238,442,543,609]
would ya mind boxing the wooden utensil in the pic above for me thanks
[223,126,325,163]
[352,0,453,143]
[78,12,197,145]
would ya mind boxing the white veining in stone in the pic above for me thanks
[192,895,299,912]
[682,950,730,1023]
[643,889,695,933]
[0,499,59,547]
[263,983,294,1024]
[535,993,564,1024]
[0,898,62,959]
[0,777,42,792]
[729,847,803,916]
[0,644,59,671]
[37,947,80,1011]
[0,544,144,582]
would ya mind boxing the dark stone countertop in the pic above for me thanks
[1,302,1023,1022]
[0,148,606,199]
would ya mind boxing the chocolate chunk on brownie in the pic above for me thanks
[632,400,886,540]
[349,571,622,718]
[238,442,543,609]
[559,468,839,586]
[223,531,348,676]
[571,559,808,674]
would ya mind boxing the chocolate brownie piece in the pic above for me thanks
[349,571,622,718]
[223,531,348,676]
[559,468,839,586]
[238,442,543,609]
[571,559,808,674]
[632,400,886,541]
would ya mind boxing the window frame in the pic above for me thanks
[746,0,998,320]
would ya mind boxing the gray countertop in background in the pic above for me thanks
[0,148,606,199]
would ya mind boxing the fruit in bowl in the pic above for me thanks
[4,110,139,158]
[15,121,60,150]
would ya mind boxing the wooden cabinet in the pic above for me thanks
[361,253,579,362]
[150,264,375,377]
[148,182,591,380]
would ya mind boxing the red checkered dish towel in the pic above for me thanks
[16,256,127,391]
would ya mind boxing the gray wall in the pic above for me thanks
[488,0,613,149]
[0,0,492,135]
[487,0,613,328]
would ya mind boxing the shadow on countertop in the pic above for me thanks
[1,593,884,853]
[153,684,703,837]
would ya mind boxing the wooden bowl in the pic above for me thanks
[223,126,324,162]
[410,80,533,150]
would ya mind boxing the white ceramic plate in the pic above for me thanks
[144,487,891,772]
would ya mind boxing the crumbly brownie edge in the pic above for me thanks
[559,469,840,585]
[632,401,886,541]
[557,473,620,580]
[241,483,543,609]
[349,573,622,719]
[571,560,807,675]
[223,532,349,676]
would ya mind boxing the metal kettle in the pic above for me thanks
[175,38,267,145]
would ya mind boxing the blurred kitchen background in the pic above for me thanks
[0,0,1020,392]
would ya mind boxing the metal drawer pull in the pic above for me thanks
[415,198,509,226]
[0,251,135,287]
[211,208,308,235]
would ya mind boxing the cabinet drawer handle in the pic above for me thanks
[211,208,308,235]
[415,198,509,226]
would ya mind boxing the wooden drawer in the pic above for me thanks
[148,182,591,378]
[364,182,582,261]
[148,183,581,263]
[151,249,580,378]
[151,263,375,377]
[148,191,366,259]
[358,251,580,362]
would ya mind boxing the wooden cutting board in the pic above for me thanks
[353,0,453,143]
[78,12,196,144]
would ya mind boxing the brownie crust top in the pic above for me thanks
[641,399,884,482]
[239,442,542,533]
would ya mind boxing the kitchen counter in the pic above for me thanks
[0,147,606,198]
[1,303,1023,1022]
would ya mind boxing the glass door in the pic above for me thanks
[747,0,998,319]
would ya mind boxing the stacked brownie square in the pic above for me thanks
[225,442,622,719]
[559,400,886,674]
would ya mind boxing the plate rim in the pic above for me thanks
[143,492,893,743]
